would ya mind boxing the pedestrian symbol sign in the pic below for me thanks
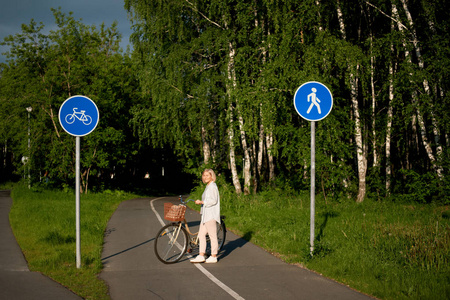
[59,95,99,137]
[294,81,333,121]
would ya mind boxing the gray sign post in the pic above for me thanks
[59,95,99,268]
[294,82,333,255]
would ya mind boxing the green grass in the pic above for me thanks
[191,183,450,300]
[8,184,140,300]
[7,182,450,300]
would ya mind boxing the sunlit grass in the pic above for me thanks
[9,181,450,300]
[9,184,139,300]
[190,184,450,300]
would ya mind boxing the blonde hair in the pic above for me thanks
[203,169,216,181]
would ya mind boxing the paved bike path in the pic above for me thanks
[100,197,375,300]
[0,190,81,300]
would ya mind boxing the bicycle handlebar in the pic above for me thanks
[179,195,195,205]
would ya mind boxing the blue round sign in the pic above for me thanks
[59,95,99,136]
[294,81,333,121]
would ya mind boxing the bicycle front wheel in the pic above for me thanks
[154,223,188,264]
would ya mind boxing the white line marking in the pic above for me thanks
[150,198,245,300]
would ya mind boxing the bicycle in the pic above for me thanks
[65,108,92,125]
[154,196,226,264]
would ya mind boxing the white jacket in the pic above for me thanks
[201,182,220,224]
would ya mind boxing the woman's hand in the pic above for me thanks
[195,200,203,205]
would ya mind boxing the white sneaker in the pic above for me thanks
[205,256,217,263]
[190,255,205,263]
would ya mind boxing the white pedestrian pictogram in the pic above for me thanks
[307,88,321,114]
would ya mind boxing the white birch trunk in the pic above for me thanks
[400,0,443,177]
[266,131,275,182]
[252,140,258,194]
[228,106,242,195]
[386,7,395,195]
[257,104,264,178]
[226,41,242,194]
[238,111,251,195]
[201,125,210,165]
[258,127,264,179]
[337,0,367,202]
[370,37,378,167]
[351,70,367,203]
[394,3,443,179]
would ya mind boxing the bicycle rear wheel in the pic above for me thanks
[217,220,226,251]
[154,223,188,264]
[206,220,227,253]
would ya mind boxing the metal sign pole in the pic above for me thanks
[310,121,315,256]
[293,82,332,257]
[59,96,99,269]
[76,136,81,268]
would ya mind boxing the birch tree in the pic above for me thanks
[336,0,368,202]
[390,1,443,180]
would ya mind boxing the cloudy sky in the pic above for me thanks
[0,0,133,63]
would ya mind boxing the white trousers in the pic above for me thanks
[198,219,218,255]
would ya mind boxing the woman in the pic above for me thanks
[190,169,221,263]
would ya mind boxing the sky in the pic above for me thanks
[0,0,133,63]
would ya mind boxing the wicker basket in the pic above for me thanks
[164,203,187,222]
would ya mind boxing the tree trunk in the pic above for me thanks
[257,117,264,179]
[227,106,242,194]
[370,36,378,168]
[266,131,275,182]
[351,70,367,203]
[400,0,441,162]
[201,125,211,165]
[252,140,258,194]
[226,41,242,194]
[386,3,397,196]
[385,13,395,195]
[393,2,443,179]
[238,111,251,195]
[337,0,367,202]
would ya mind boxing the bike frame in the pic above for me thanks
[71,109,88,121]
[176,219,200,247]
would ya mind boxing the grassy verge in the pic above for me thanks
[7,181,449,300]
[8,184,140,299]
[191,183,449,300]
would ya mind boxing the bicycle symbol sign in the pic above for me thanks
[65,108,93,125]
[59,95,99,136]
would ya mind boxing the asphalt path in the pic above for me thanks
[0,190,81,300]
[100,196,375,300]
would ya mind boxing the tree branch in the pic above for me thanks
[364,0,407,30]
[170,84,194,99]
[184,0,223,29]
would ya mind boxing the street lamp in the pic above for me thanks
[26,106,32,189]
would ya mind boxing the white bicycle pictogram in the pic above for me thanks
[65,108,92,125]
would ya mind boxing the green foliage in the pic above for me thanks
[394,170,449,204]
[1,1,449,202]
[0,8,140,191]
[123,0,449,202]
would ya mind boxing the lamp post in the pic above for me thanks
[26,106,32,189]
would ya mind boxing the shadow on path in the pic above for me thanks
[102,238,155,261]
